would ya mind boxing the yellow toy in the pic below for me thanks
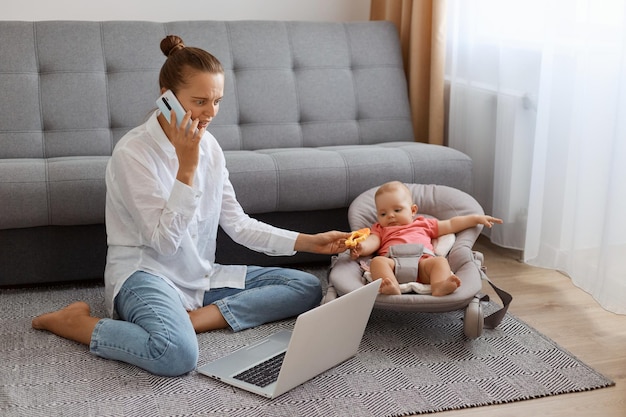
[345,228,371,248]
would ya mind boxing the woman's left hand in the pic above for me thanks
[294,231,352,254]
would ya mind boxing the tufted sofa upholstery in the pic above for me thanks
[0,20,472,285]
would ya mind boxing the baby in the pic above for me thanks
[349,181,502,296]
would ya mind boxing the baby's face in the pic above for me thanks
[375,190,416,227]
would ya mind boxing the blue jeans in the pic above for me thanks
[90,267,322,376]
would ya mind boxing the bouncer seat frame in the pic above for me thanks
[325,184,512,338]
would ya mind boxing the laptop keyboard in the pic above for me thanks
[233,352,287,387]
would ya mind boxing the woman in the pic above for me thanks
[32,35,349,377]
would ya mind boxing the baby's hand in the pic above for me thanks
[349,244,362,260]
[480,215,503,228]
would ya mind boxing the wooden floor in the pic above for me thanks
[424,236,626,417]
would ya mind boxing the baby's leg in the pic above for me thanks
[418,257,461,296]
[370,256,402,295]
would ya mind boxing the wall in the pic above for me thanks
[4,0,370,22]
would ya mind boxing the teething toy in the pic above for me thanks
[345,228,371,248]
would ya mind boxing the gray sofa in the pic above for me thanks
[0,20,472,286]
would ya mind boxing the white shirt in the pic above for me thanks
[103,112,298,316]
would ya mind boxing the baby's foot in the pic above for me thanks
[432,274,462,297]
[378,277,402,295]
[450,274,462,288]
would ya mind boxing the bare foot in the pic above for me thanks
[378,277,402,295]
[432,274,462,297]
[32,301,98,345]
[32,301,91,329]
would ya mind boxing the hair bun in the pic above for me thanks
[160,35,185,57]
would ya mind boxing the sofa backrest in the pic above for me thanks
[0,20,416,230]
[0,20,413,160]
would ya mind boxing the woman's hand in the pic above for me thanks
[294,231,352,254]
[159,110,206,186]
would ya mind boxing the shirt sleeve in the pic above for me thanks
[371,222,384,238]
[217,175,298,256]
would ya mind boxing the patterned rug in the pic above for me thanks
[0,282,614,417]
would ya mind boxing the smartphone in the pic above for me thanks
[156,89,191,129]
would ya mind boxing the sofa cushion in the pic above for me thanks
[226,143,472,214]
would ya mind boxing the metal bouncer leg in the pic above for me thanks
[464,251,513,339]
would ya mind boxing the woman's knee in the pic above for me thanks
[291,270,322,306]
[148,334,199,377]
[163,343,199,376]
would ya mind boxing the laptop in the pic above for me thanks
[197,279,381,399]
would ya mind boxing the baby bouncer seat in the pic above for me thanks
[326,184,512,338]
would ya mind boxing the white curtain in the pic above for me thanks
[445,0,626,314]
